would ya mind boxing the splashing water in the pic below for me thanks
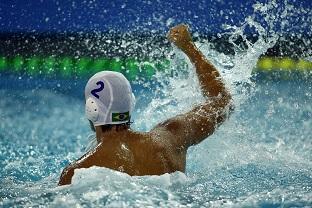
[1,1,312,207]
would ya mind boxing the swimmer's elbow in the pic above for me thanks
[221,93,234,119]
[228,100,235,115]
[209,90,233,110]
[210,93,234,124]
[222,90,232,107]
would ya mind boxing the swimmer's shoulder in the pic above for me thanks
[125,130,172,150]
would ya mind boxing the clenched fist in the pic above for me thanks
[167,24,193,50]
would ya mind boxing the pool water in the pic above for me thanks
[1,1,312,207]
[0,75,311,207]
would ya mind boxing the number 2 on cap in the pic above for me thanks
[91,81,104,99]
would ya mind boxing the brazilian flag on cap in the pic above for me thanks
[112,112,130,122]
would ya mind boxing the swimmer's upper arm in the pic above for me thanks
[58,149,102,186]
[152,94,233,150]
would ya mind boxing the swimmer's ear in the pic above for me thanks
[88,120,95,132]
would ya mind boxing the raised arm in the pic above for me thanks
[152,24,233,149]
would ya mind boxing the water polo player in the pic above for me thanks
[59,24,233,185]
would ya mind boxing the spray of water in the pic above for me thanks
[134,0,282,130]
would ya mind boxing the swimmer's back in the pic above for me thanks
[64,129,186,179]
[96,130,186,175]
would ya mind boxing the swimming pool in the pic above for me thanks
[0,69,311,207]
[1,1,312,207]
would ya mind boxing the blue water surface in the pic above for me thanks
[0,73,311,207]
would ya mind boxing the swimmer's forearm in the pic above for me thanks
[182,42,229,98]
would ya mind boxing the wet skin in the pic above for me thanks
[59,24,233,186]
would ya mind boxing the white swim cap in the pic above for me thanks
[85,71,135,126]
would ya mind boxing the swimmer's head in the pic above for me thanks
[85,71,135,128]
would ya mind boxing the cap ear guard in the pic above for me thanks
[85,97,99,122]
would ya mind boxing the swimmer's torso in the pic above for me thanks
[74,130,186,176]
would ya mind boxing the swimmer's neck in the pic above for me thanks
[95,125,130,143]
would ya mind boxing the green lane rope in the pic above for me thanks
[0,56,311,79]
